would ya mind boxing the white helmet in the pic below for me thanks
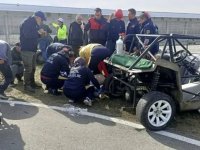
[57,18,64,23]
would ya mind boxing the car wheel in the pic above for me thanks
[136,91,175,131]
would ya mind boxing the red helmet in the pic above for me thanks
[115,9,123,19]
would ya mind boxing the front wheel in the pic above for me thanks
[136,91,176,131]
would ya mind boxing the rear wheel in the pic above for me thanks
[136,91,175,131]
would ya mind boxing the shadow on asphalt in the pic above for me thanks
[0,119,25,150]
[0,102,39,120]
[59,110,116,126]
[147,131,200,150]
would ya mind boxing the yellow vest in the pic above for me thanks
[79,43,101,65]
[52,23,68,41]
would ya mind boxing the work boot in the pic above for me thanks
[0,92,9,100]
[31,82,42,89]
[24,85,35,93]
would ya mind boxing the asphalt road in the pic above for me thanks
[0,103,200,150]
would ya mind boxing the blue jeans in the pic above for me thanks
[63,86,95,102]
[41,77,64,90]
[38,38,51,61]
[0,63,12,93]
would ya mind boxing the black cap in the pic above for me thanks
[95,8,102,12]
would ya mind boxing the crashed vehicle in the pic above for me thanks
[104,34,200,131]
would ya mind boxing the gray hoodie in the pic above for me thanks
[0,40,12,65]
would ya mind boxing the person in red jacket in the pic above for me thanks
[84,8,109,46]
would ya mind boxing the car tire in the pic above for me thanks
[136,91,175,131]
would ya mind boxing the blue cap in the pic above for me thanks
[34,11,46,21]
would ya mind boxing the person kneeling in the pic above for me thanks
[63,57,100,106]
[40,45,73,95]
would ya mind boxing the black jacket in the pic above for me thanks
[20,16,40,52]
[64,66,100,91]
[41,51,70,78]
[68,21,84,46]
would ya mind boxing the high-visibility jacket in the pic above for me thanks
[79,43,101,65]
[52,23,68,41]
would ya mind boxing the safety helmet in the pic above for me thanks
[74,57,86,67]
[57,18,64,23]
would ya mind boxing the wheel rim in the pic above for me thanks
[147,100,172,127]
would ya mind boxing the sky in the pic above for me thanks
[0,0,200,14]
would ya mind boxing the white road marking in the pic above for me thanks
[0,99,200,147]
[155,131,200,147]
[0,99,145,129]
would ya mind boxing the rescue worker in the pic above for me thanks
[10,42,24,86]
[40,45,73,95]
[0,40,12,99]
[63,57,100,106]
[79,44,110,76]
[46,42,64,59]
[68,14,85,57]
[84,8,108,46]
[139,11,159,55]
[124,8,140,52]
[52,18,68,44]
[106,9,125,54]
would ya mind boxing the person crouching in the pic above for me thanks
[40,45,73,95]
[63,57,100,106]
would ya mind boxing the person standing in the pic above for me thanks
[38,23,53,61]
[124,8,140,52]
[85,8,108,46]
[106,9,125,54]
[52,18,68,44]
[20,11,46,92]
[68,14,85,57]
[0,40,13,99]
[139,11,159,55]
[10,42,24,86]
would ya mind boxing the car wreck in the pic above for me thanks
[104,33,200,131]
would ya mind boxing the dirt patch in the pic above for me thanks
[5,65,200,139]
